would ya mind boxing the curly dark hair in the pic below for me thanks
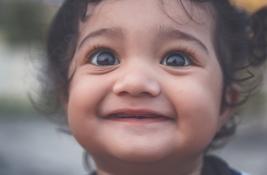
[42,0,267,148]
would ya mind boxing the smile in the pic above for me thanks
[102,109,175,124]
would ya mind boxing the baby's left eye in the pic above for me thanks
[160,52,192,67]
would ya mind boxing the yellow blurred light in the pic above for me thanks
[233,0,267,12]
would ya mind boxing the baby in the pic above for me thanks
[43,0,267,175]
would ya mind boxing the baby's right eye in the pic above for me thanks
[89,49,119,66]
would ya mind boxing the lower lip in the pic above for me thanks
[103,117,172,124]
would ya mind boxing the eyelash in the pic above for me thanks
[164,46,200,66]
[86,44,119,62]
[84,44,200,66]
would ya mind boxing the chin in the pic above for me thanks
[105,144,175,163]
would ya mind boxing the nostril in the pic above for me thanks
[112,76,161,97]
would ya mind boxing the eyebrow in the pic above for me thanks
[78,25,209,54]
[156,25,209,54]
[78,27,123,49]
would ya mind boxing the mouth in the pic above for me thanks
[102,110,174,123]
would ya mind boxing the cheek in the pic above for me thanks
[165,72,223,148]
[67,75,112,149]
[68,77,103,117]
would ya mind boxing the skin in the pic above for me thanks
[66,0,233,175]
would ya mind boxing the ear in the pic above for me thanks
[218,84,240,129]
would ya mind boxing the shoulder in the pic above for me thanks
[233,170,252,175]
[203,155,252,175]
[230,169,251,175]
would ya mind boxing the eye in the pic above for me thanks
[161,52,192,67]
[89,49,119,66]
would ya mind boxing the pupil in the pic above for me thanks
[97,52,115,65]
[167,55,185,66]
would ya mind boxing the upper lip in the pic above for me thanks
[102,108,174,120]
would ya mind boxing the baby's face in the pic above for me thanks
[67,0,229,170]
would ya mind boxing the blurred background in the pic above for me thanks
[0,0,266,175]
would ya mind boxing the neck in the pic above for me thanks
[93,155,203,175]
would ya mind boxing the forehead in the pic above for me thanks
[79,0,216,48]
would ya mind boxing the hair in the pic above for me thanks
[42,0,267,148]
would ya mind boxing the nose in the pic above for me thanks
[112,66,161,97]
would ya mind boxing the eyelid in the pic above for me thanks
[162,47,200,66]
[161,52,192,66]
[160,50,195,67]
[85,44,120,64]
